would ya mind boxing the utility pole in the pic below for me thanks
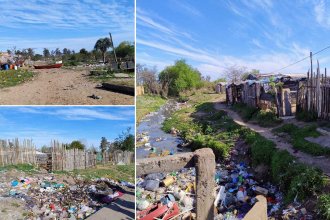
[109,33,118,63]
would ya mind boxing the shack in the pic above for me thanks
[215,82,226,94]
[226,73,305,117]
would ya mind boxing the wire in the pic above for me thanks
[271,45,330,73]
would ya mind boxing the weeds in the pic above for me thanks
[232,103,281,127]
[318,194,330,220]
[0,164,38,173]
[0,70,35,88]
[274,124,330,156]
[136,95,167,123]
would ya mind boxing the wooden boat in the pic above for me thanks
[34,63,62,69]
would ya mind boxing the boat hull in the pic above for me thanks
[34,63,62,69]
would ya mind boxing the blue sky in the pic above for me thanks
[137,0,330,80]
[0,0,134,53]
[0,106,135,149]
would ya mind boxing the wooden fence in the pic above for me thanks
[50,140,96,171]
[297,56,330,120]
[112,150,135,164]
[0,139,36,166]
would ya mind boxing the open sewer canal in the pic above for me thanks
[136,100,190,159]
[136,100,317,219]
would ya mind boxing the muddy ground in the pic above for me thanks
[0,68,134,105]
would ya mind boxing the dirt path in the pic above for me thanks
[214,101,330,176]
[0,68,133,105]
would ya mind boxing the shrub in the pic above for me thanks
[255,110,282,127]
[190,134,230,159]
[232,103,258,121]
[250,138,276,166]
[296,110,318,122]
[271,150,295,186]
[318,194,330,220]
[286,166,324,202]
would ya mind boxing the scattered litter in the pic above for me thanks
[0,171,133,219]
[89,94,102,99]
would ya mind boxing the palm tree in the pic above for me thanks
[94,38,112,63]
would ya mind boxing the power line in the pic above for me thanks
[271,45,330,73]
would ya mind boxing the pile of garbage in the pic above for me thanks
[136,168,197,220]
[213,160,313,220]
[1,174,133,219]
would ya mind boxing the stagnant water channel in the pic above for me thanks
[136,100,190,159]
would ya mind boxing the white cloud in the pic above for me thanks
[314,0,330,28]
[16,107,129,121]
[0,0,133,31]
[173,1,203,17]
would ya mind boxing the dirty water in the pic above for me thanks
[137,100,190,159]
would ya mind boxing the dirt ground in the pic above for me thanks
[0,68,134,105]
[214,100,330,176]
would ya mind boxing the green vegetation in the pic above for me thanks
[0,164,38,173]
[0,69,35,88]
[159,60,203,96]
[65,140,85,150]
[72,164,134,182]
[318,194,330,220]
[112,127,135,152]
[162,91,325,204]
[162,92,236,159]
[239,127,325,202]
[7,39,134,67]
[232,103,282,127]
[136,95,167,123]
[274,123,330,156]
[296,109,318,122]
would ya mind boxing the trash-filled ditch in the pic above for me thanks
[136,100,314,220]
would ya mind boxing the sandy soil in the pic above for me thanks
[214,101,330,176]
[0,68,134,105]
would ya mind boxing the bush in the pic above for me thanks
[250,138,276,166]
[256,110,282,127]
[286,166,324,202]
[296,110,318,122]
[318,194,330,220]
[232,103,258,121]
[159,60,203,96]
[271,150,295,185]
[190,134,230,159]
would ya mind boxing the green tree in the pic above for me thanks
[115,41,134,59]
[112,127,134,152]
[159,59,202,96]
[241,69,260,81]
[94,38,112,63]
[27,48,34,58]
[67,140,85,150]
[32,54,43,61]
[100,137,109,153]
[43,48,50,59]
[40,145,50,153]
